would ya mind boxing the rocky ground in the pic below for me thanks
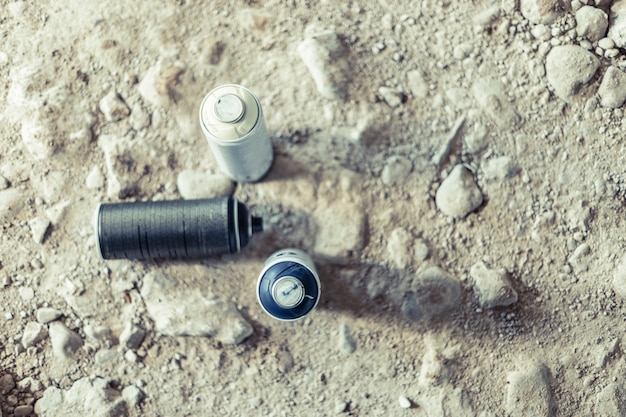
[2,0,626,415]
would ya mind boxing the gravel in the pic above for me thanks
[435,165,483,219]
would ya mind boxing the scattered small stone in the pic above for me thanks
[481,156,516,180]
[402,266,461,322]
[28,216,50,244]
[435,165,483,219]
[381,155,412,185]
[338,322,356,354]
[13,405,33,417]
[0,374,15,395]
[297,31,350,100]
[595,383,626,415]
[545,45,600,103]
[277,350,295,373]
[122,385,144,408]
[36,308,63,324]
[119,322,146,351]
[398,395,412,409]
[407,69,428,98]
[140,271,253,344]
[575,6,608,42]
[506,361,554,417]
[21,321,47,348]
[85,166,105,190]
[176,170,234,199]
[48,322,83,358]
[520,0,566,24]
[378,86,404,107]
[470,261,518,308]
[138,58,186,107]
[98,91,130,122]
[124,349,138,363]
[609,0,626,48]
[598,66,626,108]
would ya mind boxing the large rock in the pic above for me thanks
[140,271,253,344]
[435,165,483,219]
[598,66,626,108]
[401,266,461,322]
[520,0,567,24]
[575,6,608,42]
[609,0,626,48]
[545,45,600,103]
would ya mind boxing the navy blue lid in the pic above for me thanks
[258,261,319,320]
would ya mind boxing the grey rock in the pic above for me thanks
[297,31,350,100]
[435,165,483,219]
[471,77,519,128]
[98,91,130,122]
[48,322,83,358]
[575,6,608,42]
[119,322,146,351]
[609,0,626,48]
[140,271,253,344]
[595,383,626,415]
[21,321,47,348]
[122,385,144,408]
[28,216,50,244]
[598,66,626,108]
[545,45,600,103]
[338,322,356,354]
[506,361,553,417]
[176,170,234,199]
[520,0,567,24]
[0,374,15,395]
[402,266,461,322]
[470,261,518,308]
[0,188,25,221]
[381,155,412,185]
[35,377,127,417]
[14,405,33,417]
[36,307,63,324]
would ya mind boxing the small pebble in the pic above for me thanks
[36,307,63,324]
[21,322,46,348]
[0,374,15,395]
[49,322,83,358]
[28,216,50,244]
[435,164,483,219]
[14,405,34,417]
[599,37,615,50]
[378,86,404,107]
[98,91,130,122]
[85,166,105,190]
[338,322,356,354]
[398,395,412,409]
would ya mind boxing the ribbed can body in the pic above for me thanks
[199,84,273,183]
[96,197,239,260]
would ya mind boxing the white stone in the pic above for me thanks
[407,70,428,98]
[608,0,626,48]
[612,255,626,298]
[48,322,83,358]
[18,287,34,301]
[130,103,151,131]
[435,165,483,219]
[21,321,47,348]
[598,66,626,108]
[381,155,412,185]
[98,91,130,122]
[138,58,186,107]
[21,112,57,160]
[575,6,608,42]
[378,86,404,107]
[338,322,356,354]
[506,361,553,417]
[36,308,63,324]
[0,175,9,190]
[86,166,105,190]
[398,396,412,409]
[482,156,516,180]
[140,271,253,344]
[28,217,50,244]
[42,171,66,203]
[520,0,566,24]
[470,261,518,308]
[401,266,461,322]
[122,385,144,408]
[598,37,615,50]
[176,170,234,199]
[297,31,350,100]
[545,45,600,103]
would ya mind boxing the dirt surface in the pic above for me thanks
[2,0,626,416]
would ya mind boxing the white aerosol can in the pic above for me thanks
[199,84,273,183]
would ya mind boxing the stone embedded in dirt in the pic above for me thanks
[609,0,626,48]
[28,216,50,244]
[482,156,516,180]
[139,58,186,107]
[407,69,428,98]
[122,385,144,408]
[381,155,412,185]
[297,31,350,100]
[45,200,70,226]
[140,271,253,344]
[21,321,47,348]
[36,307,63,324]
[35,377,128,417]
[575,6,608,42]
[86,166,105,190]
[611,255,626,298]
[595,384,626,415]
[520,0,567,24]
[598,66,626,108]
[119,322,146,351]
[568,243,591,272]
[401,266,461,322]
[378,86,404,107]
[471,77,519,129]
[435,165,483,219]
[48,322,83,358]
[14,405,33,417]
[98,91,130,123]
[0,374,15,395]
[545,45,600,103]
[470,261,518,308]
[338,322,356,354]
[506,361,554,417]
[176,170,234,199]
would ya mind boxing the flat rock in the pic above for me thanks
[22,321,47,348]
[36,307,63,324]
[575,6,608,42]
[520,0,567,24]
[402,266,461,322]
[140,271,253,344]
[28,216,50,244]
[545,45,600,103]
[35,377,127,417]
[297,31,350,100]
[470,261,518,308]
[598,66,626,108]
[435,165,483,219]
[48,322,83,358]
[595,383,626,415]
[176,170,234,199]
[506,361,554,417]
[608,0,626,48]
